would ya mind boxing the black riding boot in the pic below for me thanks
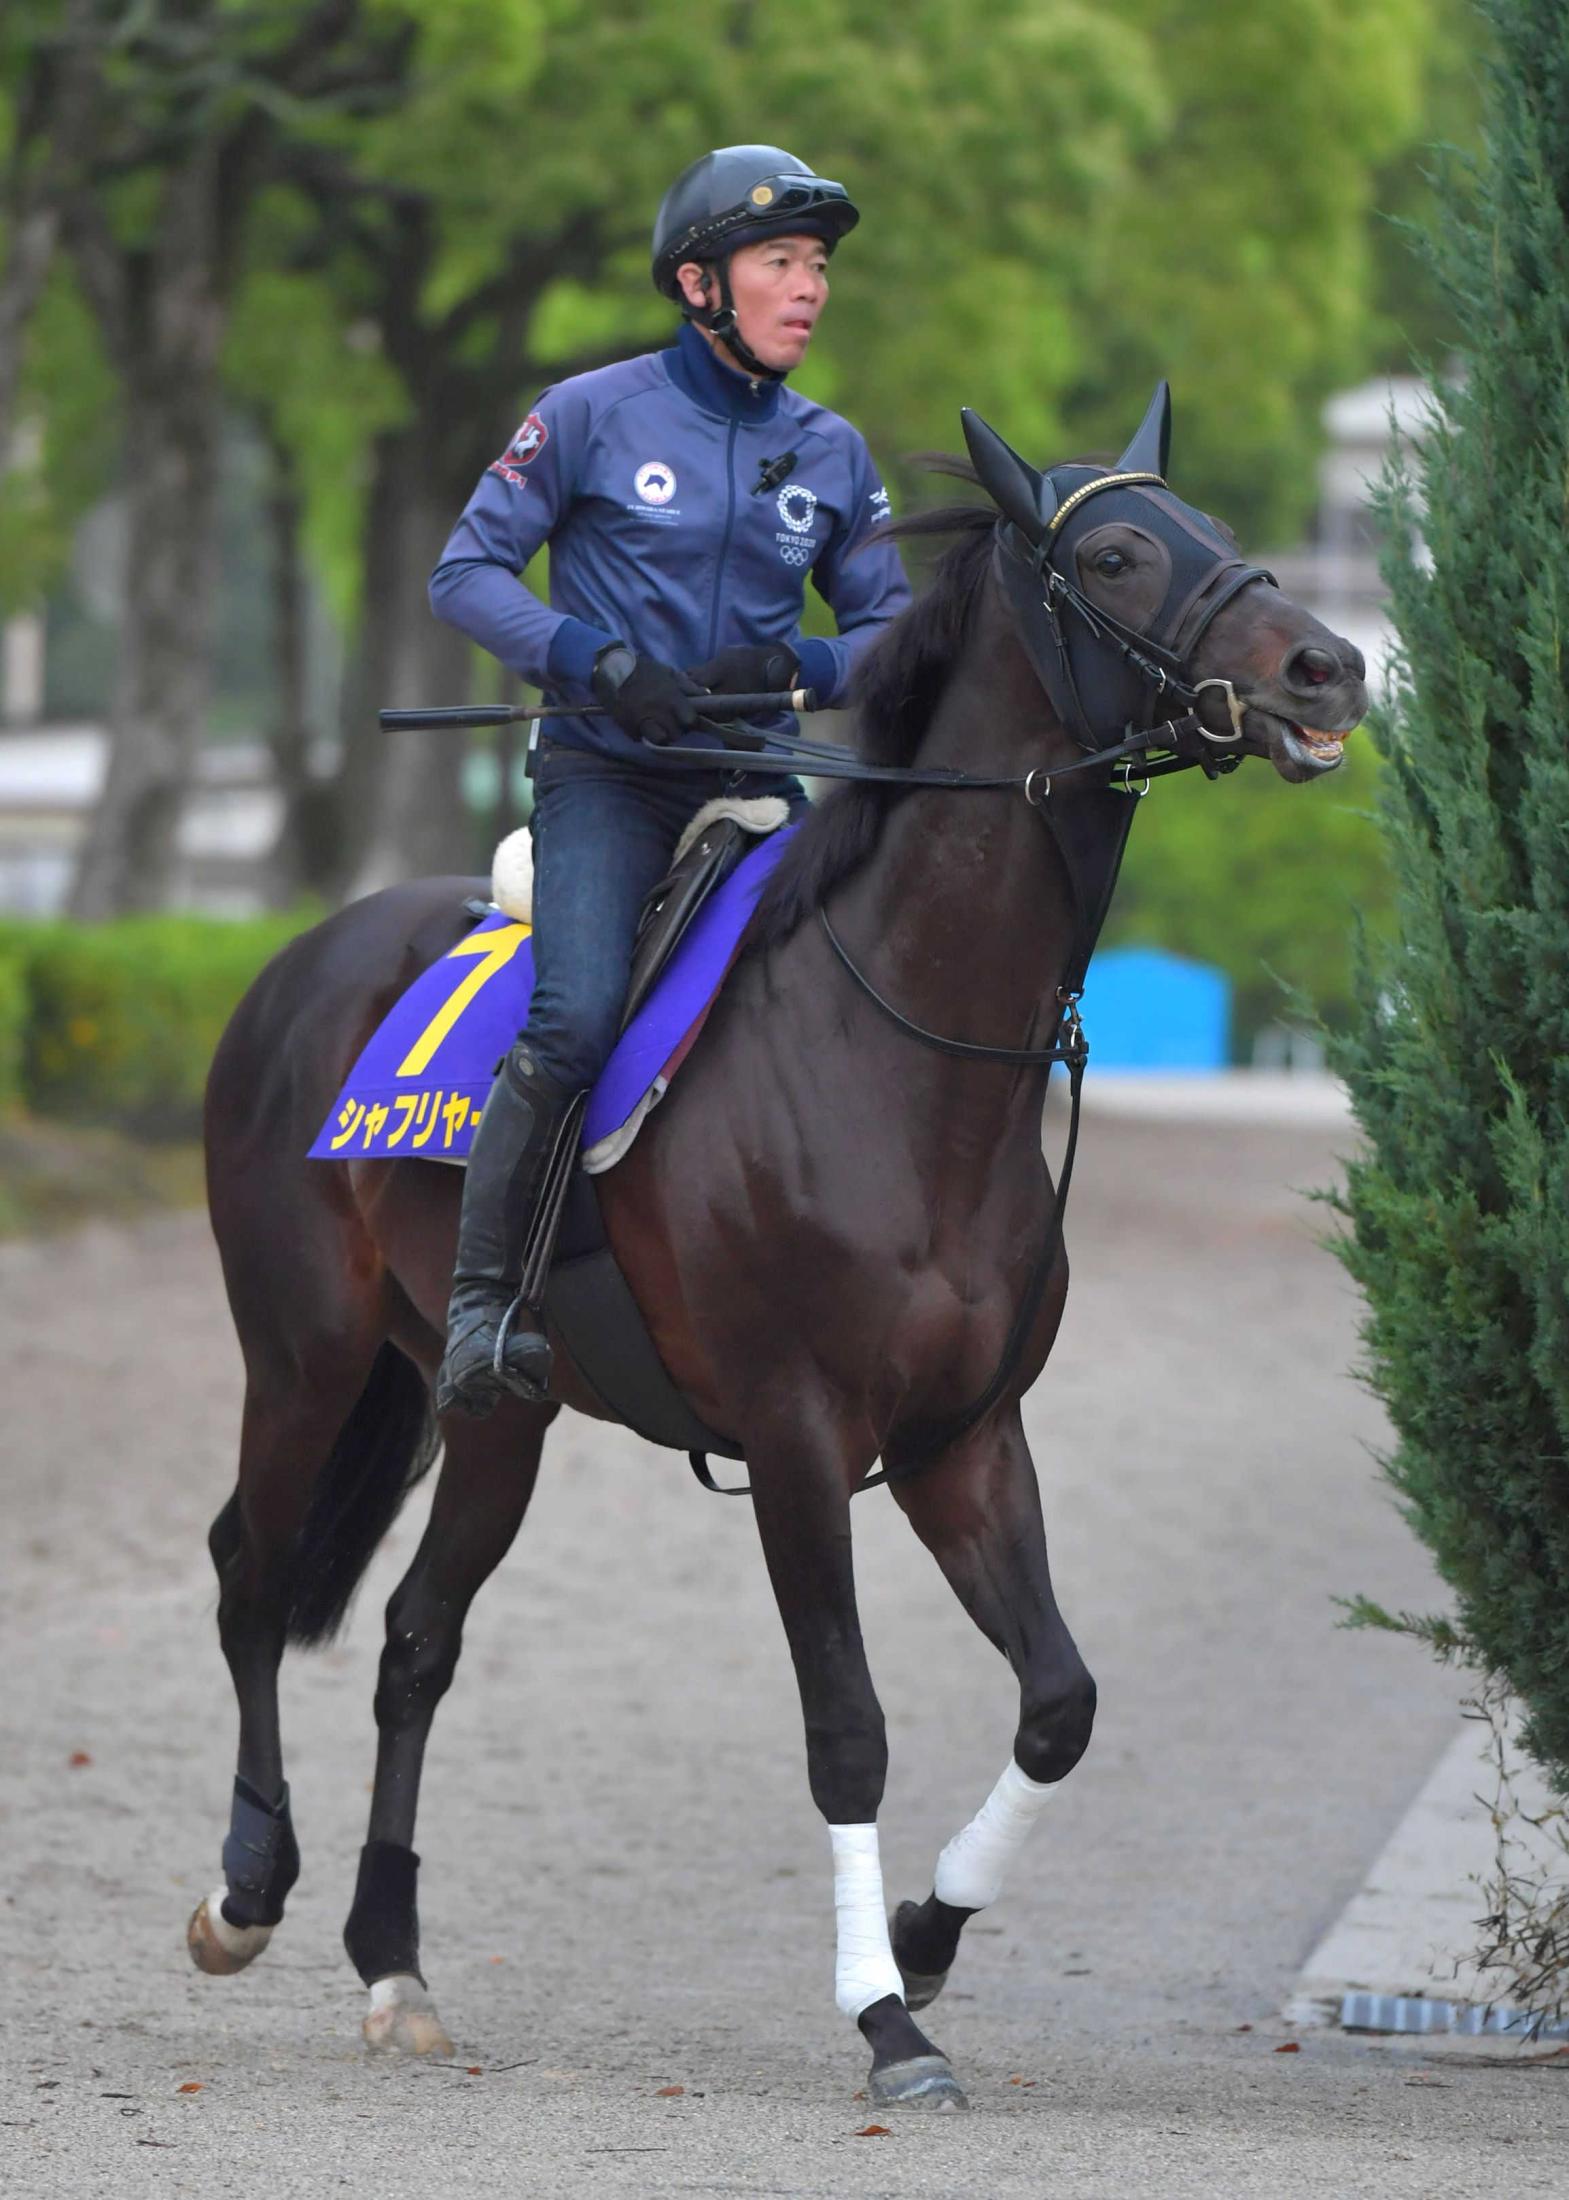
[435,1046,580,1418]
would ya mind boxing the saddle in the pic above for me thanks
[624,797,787,1028]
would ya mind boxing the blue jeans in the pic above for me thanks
[521,741,805,1091]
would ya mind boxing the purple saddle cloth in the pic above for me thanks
[310,826,796,1167]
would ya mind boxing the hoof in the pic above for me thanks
[187,1887,274,1976]
[363,1973,454,2059]
[892,1900,951,2013]
[868,2053,970,2111]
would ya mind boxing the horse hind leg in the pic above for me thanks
[189,1337,435,1978]
[346,1394,553,2058]
[889,1410,1096,2016]
[187,1485,297,1975]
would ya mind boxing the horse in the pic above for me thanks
[188,387,1367,2112]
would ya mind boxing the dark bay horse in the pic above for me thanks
[190,390,1367,2111]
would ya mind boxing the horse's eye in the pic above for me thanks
[1094,549,1129,577]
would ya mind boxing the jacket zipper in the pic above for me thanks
[707,418,740,658]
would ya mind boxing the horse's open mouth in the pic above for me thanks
[1282,722,1345,771]
[1248,709,1347,777]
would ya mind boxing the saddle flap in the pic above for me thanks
[622,795,788,1031]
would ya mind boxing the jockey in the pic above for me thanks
[429,144,912,1417]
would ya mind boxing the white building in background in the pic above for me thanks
[1265,375,1436,696]
[1,608,46,726]
[0,728,285,916]
[0,374,1438,916]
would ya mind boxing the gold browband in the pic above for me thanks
[1044,470,1167,537]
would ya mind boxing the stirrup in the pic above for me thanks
[491,1294,553,1400]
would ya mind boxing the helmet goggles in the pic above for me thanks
[656,174,858,287]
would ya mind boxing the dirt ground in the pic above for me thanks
[4,1108,1567,2197]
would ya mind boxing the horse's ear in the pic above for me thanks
[961,409,1047,541]
[1117,381,1172,477]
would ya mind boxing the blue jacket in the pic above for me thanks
[429,322,912,762]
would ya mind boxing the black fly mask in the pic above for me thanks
[961,384,1277,769]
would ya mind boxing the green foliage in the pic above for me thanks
[9,0,1469,591]
[2,911,315,1135]
[233,0,1444,608]
[6,0,1481,960]
[1334,1594,1475,1663]
[236,0,1161,527]
[1365,0,1487,371]
[501,0,1440,501]
[224,253,407,626]
[0,268,115,614]
[1066,0,1437,546]
[1330,0,1569,1788]
[0,942,26,1113]
[1104,738,1392,1053]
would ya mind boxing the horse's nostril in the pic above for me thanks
[1288,644,1339,690]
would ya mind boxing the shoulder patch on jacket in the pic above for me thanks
[489,412,549,488]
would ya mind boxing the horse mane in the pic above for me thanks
[751,461,996,948]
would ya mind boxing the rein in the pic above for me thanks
[641,703,1219,792]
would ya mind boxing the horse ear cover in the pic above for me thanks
[1117,381,1172,477]
[961,410,1055,541]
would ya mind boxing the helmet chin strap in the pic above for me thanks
[687,254,787,382]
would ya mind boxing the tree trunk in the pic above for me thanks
[0,1,100,474]
[67,155,225,919]
[69,351,221,917]
[333,423,476,900]
[0,200,60,477]
[259,423,335,902]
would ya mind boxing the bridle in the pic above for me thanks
[990,470,1274,774]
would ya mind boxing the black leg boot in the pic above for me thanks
[435,1046,580,1418]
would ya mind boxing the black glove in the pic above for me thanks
[685,642,800,697]
[590,644,702,746]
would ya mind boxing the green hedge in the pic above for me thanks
[0,940,26,1114]
[0,911,317,1137]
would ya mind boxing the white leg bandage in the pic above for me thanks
[829,1824,905,2019]
[932,1756,1054,1911]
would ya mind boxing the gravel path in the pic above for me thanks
[4,1117,1566,2196]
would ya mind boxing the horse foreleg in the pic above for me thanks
[747,1424,969,2112]
[347,1396,554,2058]
[888,1408,1095,2011]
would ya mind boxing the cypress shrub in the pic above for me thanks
[1331,0,1569,1785]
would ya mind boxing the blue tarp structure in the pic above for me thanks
[1080,947,1229,1070]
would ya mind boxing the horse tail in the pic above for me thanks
[285,1343,439,1648]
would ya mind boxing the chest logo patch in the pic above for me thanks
[635,461,677,506]
[777,483,818,534]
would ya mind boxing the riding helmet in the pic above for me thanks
[651,146,860,299]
